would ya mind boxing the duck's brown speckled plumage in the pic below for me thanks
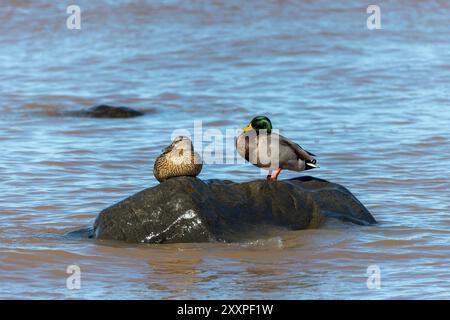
[153,136,202,182]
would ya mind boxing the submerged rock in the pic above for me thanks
[93,176,376,244]
[68,104,144,118]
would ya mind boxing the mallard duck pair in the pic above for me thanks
[153,116,318,182]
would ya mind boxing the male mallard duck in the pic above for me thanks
[236,116,318,181]
[153,136,202,182]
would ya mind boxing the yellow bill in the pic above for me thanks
[241,123,253,132]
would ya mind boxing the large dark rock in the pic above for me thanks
[68,105,144,118]
[92,176,376,244]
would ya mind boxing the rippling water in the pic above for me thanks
[1,0,449,299]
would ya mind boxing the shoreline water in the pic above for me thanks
[1,0,449,299]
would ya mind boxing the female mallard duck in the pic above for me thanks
[236,116,318,181]
[153,136,202,182]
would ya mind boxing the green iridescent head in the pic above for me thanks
[241,116,273,134]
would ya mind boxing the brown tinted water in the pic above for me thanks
[0,0,449,299]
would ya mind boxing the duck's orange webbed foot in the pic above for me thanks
[269,168,282,181]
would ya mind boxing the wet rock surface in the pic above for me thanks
[67,104,144,118]
[92,176,376,244]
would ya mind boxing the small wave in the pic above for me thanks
[64,227,94,240]
[241,236,284,248]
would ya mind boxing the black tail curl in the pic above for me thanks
[305,159,318,170]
